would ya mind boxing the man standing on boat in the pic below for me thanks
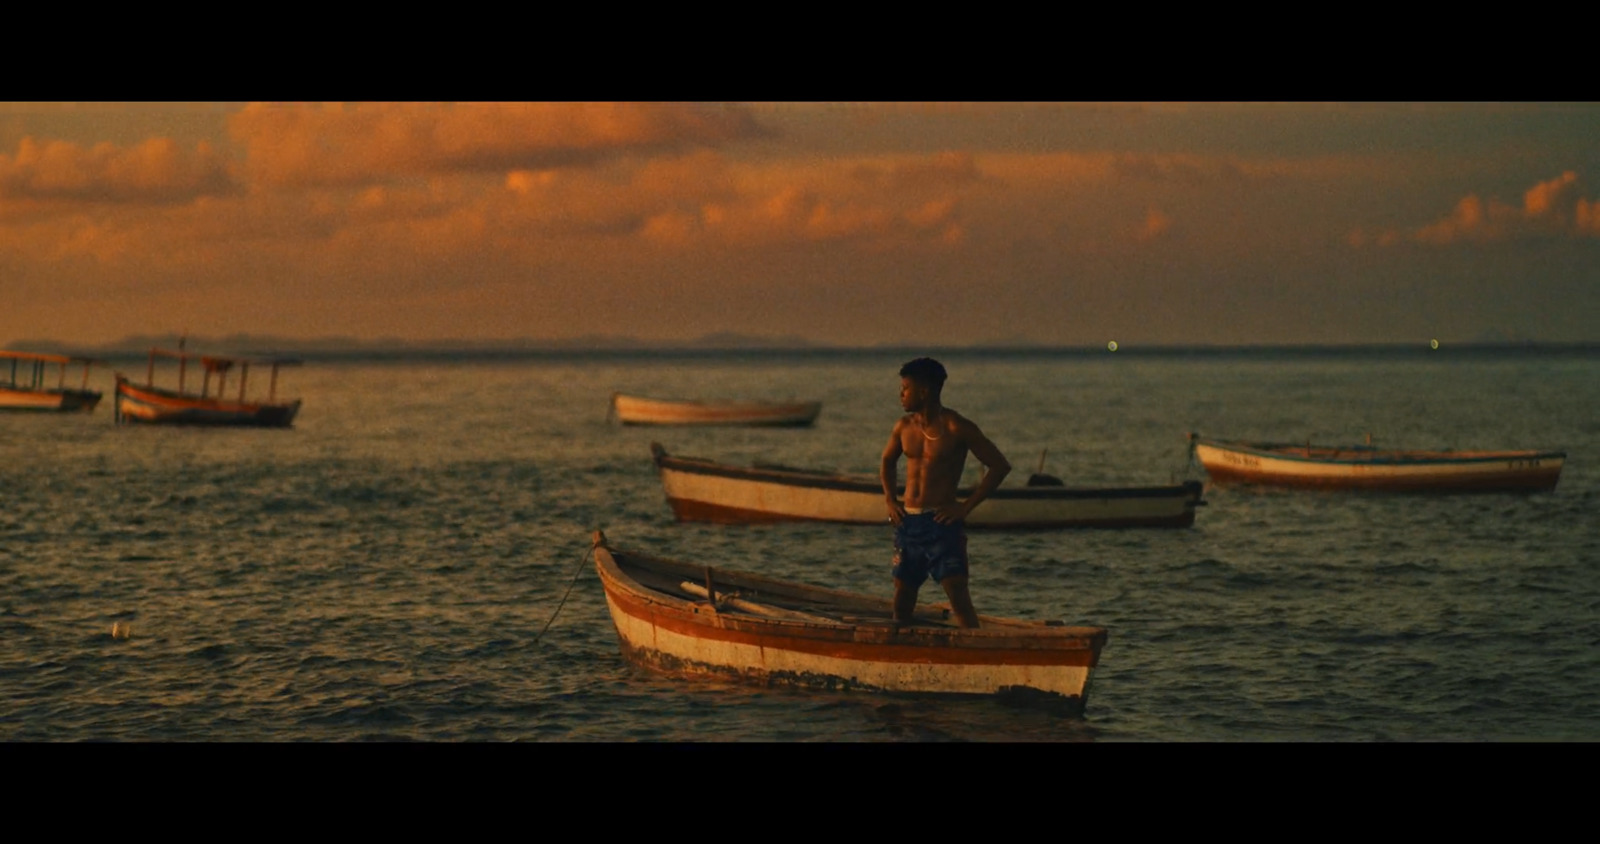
[881,357,1011,629]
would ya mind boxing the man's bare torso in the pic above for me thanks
[896,409,969,509]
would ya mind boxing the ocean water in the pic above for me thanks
[3,349,1596,742]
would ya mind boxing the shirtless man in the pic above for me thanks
[880,358,1011,629]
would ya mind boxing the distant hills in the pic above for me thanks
[5,332,820,359]
[6,333,1597,361]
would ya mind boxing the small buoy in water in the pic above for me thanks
[1107,340,1118,352]
[1429,338,1439,350]
[111,622,132,639]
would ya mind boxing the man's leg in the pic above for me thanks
[893,577,919,624]
[939,575,980,628]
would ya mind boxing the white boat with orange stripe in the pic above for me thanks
[1189,433,1566,492]
[651,443,1204,528]
[1,350,103,412]
[591,531,1108,711]
[610,392,821,427]
[114,346,302,427]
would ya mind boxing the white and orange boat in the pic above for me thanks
[610,393,821,427]
[1189,433,1566,492]
[591,531,1107,710]
[1,350,103,412]
[651,443,1205,528]
[114,347,302,427]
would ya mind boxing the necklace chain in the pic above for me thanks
[919,412,942,441]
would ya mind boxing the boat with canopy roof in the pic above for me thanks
[0,350,103,412]
[114,345,302,427]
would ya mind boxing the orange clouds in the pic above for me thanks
[499,148,971,251]
[847,151,983,192]
[0,136,232,206]
[1579,197,1600,235]
[0,109,982,297]
[1362,171,1598,246]
[641,175,967,251]
[228,102,766,189]
[982,150,1349,189]
[1137,207,1172,241]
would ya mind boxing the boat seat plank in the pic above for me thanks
[678,582,840,624]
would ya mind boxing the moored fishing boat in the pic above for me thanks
[651,443,1204,528]
[590,531,1107,710]
[1189,433,1566,492]
[0,351,103,412]
[114,347,302,427]
[610,393,821,427]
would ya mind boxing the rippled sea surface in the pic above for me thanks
[4,349,1596,741]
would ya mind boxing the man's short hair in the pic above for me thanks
[899,357,947,391]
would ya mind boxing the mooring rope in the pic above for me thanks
[1172,432,1205,483]
[533,544,595,645]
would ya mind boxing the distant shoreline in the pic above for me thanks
[10,339,1599,364]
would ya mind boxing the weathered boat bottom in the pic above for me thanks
[0,390,101,412]
[1201,465,1562,492]
[115,407,300,427]
[620,641,1089,715]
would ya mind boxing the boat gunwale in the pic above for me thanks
[611,394,822,427]
[1191,436,1566,467]
[613,393,821,413]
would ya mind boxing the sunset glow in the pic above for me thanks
[2,102,1596,349]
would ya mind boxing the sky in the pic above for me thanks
[2,101,1597,349]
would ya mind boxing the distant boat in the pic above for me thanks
[114,347,302,427]
[0,351,103,412]
[1189,433,1565,492]
[650,443,1205,528]
[591,530,1108,711]
[610,393,821,427]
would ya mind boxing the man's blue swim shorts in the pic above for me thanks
[893,511,969,584]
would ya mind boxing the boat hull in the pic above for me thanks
[1,351,103,412]
[115,377,300,427]
[1192,438,1565,492]
[652,444,1203,528]
[0,387,101,412]
[612,394,821,427]
[594,536,1106,709]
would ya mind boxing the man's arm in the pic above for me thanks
[937,419,1011,524]
[881,422,907,526]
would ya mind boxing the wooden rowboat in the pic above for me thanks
[651,443,1205,528]
[591,531,1108,710]
[1,351,103,412]
[1189,433,1566,492]
[610,392,821,427]
[115,347,302,427]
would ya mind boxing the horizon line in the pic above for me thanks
[9,336,1598,361]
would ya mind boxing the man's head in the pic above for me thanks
[898,357,947,412]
